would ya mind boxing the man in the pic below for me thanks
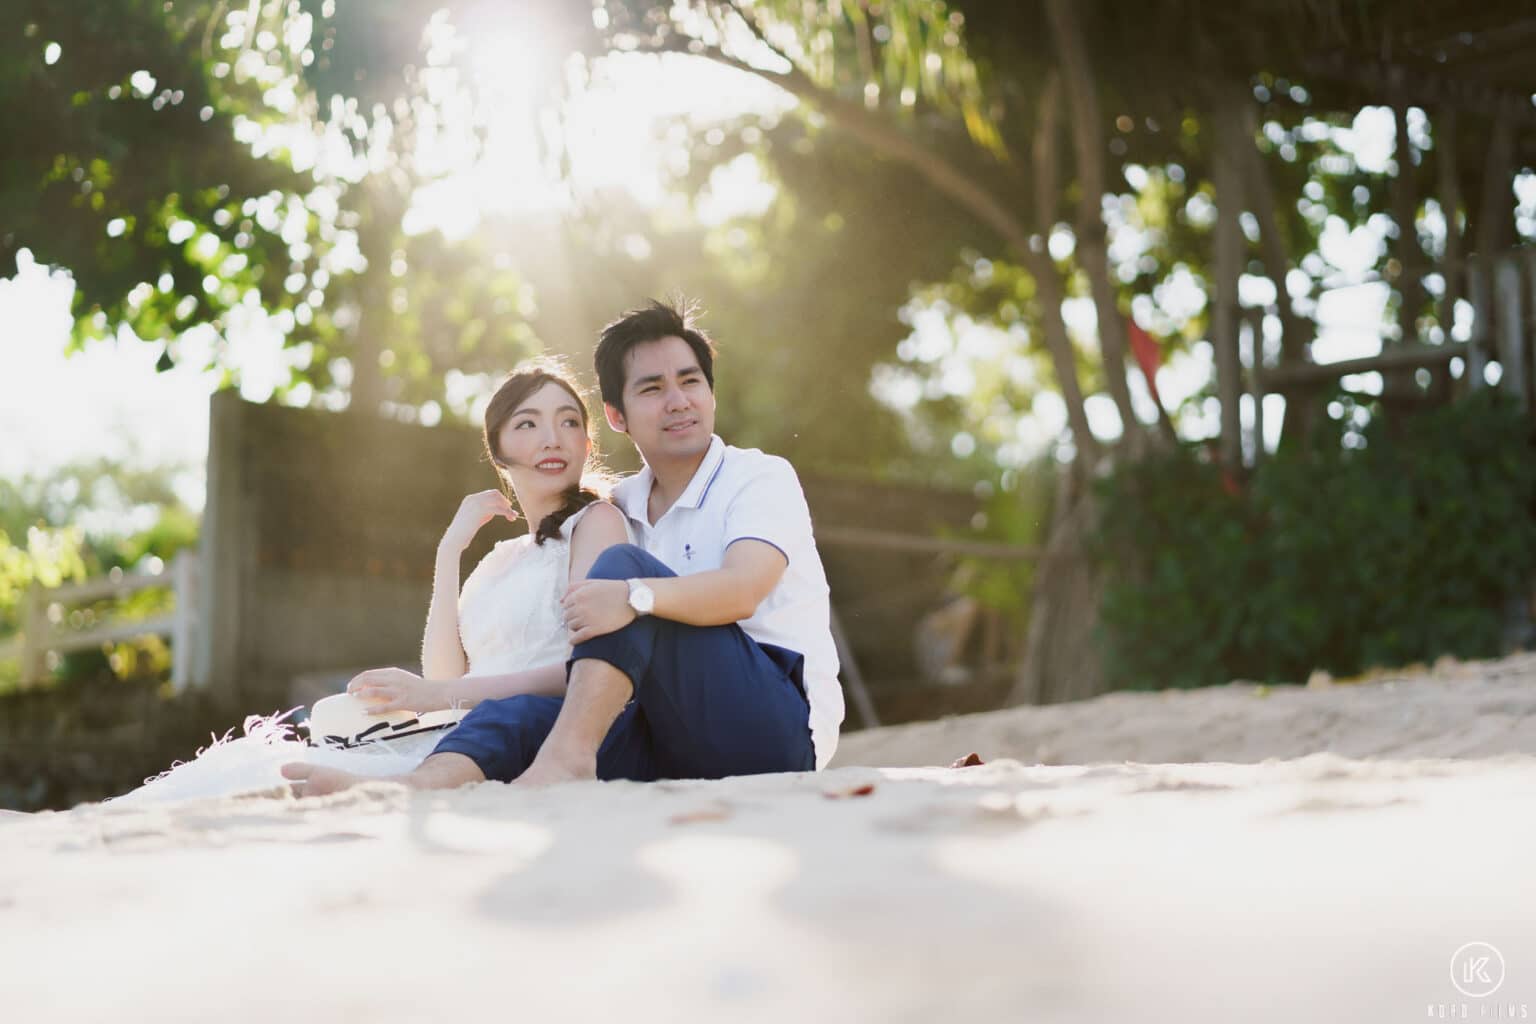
[285,299,842,794]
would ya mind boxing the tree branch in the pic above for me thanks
[1044,0,1142,448]
[645,35,1036,257]
[1029,70,1099,469]
[720,0,798,72]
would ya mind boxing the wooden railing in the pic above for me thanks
[816,526,1038,727]
[1,552,199,692]
[1256,249,1534,411]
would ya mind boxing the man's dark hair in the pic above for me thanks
[594,298,716,413]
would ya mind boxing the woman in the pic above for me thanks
[114,361,630,804]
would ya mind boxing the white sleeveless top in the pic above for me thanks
[456,502,619,675]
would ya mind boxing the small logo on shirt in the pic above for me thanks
[683,543,694,561]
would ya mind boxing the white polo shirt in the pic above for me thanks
[612,435,844,768]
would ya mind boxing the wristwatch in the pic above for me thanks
[626,578,655,616]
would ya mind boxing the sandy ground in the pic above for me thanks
[833,652,1536,767]
[3,655,1535,1023]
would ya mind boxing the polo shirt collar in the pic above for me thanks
[673,435,727,510]
[620,435,726,521]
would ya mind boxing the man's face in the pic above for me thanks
[604,335,716,465]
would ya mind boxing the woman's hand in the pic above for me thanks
[346,667,449,716]
[439,490,518,555]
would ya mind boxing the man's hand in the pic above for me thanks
[346,667,448,715]
[561,578,636,644]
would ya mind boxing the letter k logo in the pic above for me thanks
[1450,942,1505,998]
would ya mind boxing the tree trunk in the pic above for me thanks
[1390,101,1428,342]
[348,179,404,418]
[1006,74,1114,708]
[1211,93,1247,471]
[1466,98,1517,395]
[1475,97,1516,259]
[1239,106,1311,448]
[1030,72,1099,471]
[1009,466,1106,707]
[1436,107,1464,338]
[1044,0,1141,449]
[1381,99,1426,409]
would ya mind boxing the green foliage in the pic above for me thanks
[7,0,556,409]
[0,459,200,691]
[0,526,90,618]
[1093,391,1536,690]
[3,1,318,347]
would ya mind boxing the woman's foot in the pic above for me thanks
[281,762,366,798]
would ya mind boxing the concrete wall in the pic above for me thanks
[193,393,977,701]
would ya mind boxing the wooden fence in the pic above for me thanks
[1,552,199,692]
[1253,248,1534,459]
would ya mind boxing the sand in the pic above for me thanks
[833,652,1536,768]
[3,654,1534,1022]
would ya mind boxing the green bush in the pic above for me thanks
[1092,390,1536,690]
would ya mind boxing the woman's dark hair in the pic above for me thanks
[594,297,716,413]
[483,360,609,546]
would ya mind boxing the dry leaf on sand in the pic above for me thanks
[668,803,733,825]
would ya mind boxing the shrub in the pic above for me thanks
[1092,390,1536,690]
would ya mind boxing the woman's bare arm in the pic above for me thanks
[421,546,470,679]
[442,662,568,705]
[421,490,519,679]
[567,502,631,585]
[349,661,569,714]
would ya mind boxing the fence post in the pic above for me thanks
[19,583,47,686]
[1467,259,1490,390]
[194,390,250,692]
[1245,308,1267,468]
[1523,250,1536,406]
[1496,256,1527,409]
[829,606,880,730]
[171,551,197,693]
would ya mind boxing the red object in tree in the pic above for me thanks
[1127,318,1163,405]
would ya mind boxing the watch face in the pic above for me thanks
[629,580,654,614]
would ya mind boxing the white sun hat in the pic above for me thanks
[305,693,468,750]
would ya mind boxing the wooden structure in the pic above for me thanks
[6,553,199,692]
[1253,249,1536,456]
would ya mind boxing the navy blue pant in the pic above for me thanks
[431,544,815,782]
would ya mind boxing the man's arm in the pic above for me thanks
[560,539,786,643]
[649,539,786,624]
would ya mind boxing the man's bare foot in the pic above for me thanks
[515,750,597,788]
[281,762,368,798]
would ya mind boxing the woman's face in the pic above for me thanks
[494,380,589,499]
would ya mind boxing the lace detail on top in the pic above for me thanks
[456,502,611,676]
